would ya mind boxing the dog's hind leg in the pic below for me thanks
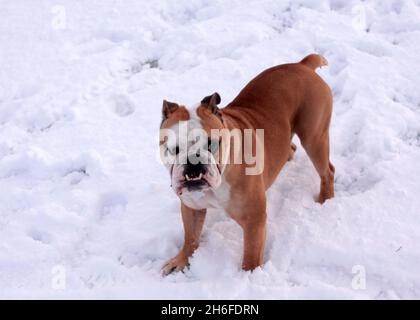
[299,129,335,203]
[294,71,334,203]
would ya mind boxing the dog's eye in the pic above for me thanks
[165,146,179,155]
[171,146,179,155]
[208,139,220,154]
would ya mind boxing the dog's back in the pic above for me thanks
[222,54,333,191]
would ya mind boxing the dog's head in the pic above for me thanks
[160,93,228,196]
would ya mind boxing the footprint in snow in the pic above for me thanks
[110,94,135,117]
[27,229,52,244]
[97,192,128,218]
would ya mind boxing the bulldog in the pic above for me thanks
[159,54,335,275]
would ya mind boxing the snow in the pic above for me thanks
[1,0,420,299]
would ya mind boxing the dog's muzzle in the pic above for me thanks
[171,153,221,195]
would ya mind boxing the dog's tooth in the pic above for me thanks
[198,173,202,179]
[186,174,190,181]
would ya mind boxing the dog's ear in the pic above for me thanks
[201,92,222,119]
[162,100,179,121]
[201,92,221,106]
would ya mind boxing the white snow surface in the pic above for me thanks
[1,0,420,299]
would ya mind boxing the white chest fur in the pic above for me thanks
[180,178,230,210]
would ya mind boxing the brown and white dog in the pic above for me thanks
[159,54,335,275]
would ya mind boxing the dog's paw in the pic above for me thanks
[161,253,190,276]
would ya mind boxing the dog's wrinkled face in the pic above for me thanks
[160,93,227,196]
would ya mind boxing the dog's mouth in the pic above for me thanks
[177,173,210,195]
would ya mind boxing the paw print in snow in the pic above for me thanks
[111,94,135,117]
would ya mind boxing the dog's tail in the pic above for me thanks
[299,54,328,70]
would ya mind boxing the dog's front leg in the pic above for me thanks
[241,213,267,271]
[162,203,206,276]
[227,198,267,272]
